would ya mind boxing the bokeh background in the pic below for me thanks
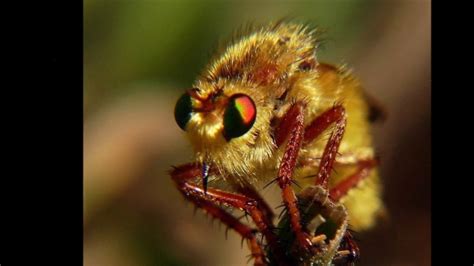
[84,1,431,265]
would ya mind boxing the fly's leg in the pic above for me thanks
[329,159,378,201]
[191,195,267,266]
[275,104,347,189]
[275,103,377,261]
[273,102,314,252]
[274,103,350,252]
[294,102,377,200]
[300,105,376,264]
[234,183,275,222]
[303,105,347,189]
[333,231,360,265]
[170,163,290,266]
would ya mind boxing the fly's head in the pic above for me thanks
[174,79,276,179]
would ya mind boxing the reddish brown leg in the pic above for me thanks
[334,231,360,265]
[170,164,289,266]
[273,104,347,251]
[274,102,314,251]
[304,105,347,188]
[303,105,346,143]
[191,195,267,266]
[334,231,360,266]
[275,104,375,262]
[329,159,377,201]
[234,183,275,222]
[274,102,306,147]
[276,105,346,188]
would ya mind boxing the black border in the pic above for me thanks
[13,1,84,264]
[432,1,472,265]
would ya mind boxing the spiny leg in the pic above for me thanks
[329,159,378,201]
[276,104,347,188]
[274,101,314,251]
[300,104,376,264]
[333,230,360,265]
[191,195,267,266]
[276,104,375,262]
[233,182,275,223]
[170,163,290,266]
[298,157,378,201]
[301,106,374,263]
[303,105,347,188]
[274,101,306,147]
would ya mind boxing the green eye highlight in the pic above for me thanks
[223,94,257,141]
[174,93,193,130]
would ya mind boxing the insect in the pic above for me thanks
[171,21,384,265]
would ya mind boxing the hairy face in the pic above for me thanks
[174,80,276,179]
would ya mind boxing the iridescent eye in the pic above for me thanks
[223,94,257,141]
[174,92,193,130]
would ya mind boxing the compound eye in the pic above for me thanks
[223,94,257,141]
[174,92,193,130]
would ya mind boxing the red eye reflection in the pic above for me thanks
[223,94,257,141]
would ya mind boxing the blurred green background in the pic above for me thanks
[84,1,431,265]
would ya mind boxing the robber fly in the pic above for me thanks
[171,21,384,266]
